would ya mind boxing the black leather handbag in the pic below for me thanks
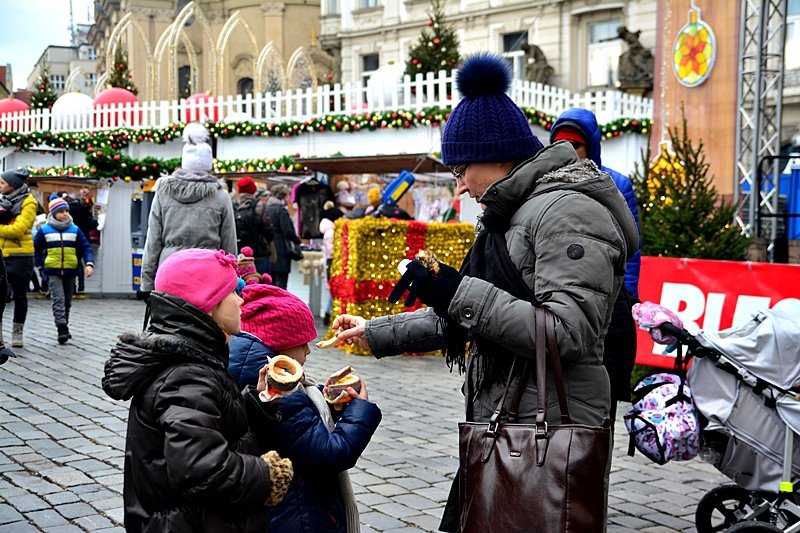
[458,307,612,533]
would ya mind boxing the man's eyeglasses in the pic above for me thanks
[450,164,469,181]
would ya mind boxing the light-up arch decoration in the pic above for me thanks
[286,47,317,93]
[256,42,287,93]
[166,1,217,97]
[217,11,260,95]
[65,66,93,96]
[154,22,200,100]
[105,12,154,99]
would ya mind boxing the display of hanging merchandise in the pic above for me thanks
[327,217,474,355]
[672,3,716,87]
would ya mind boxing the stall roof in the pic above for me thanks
[295,153,447,175]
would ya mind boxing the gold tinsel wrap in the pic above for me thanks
[328,218,475,355]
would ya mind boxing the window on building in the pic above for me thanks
[587,19,621,88]
[85,73,96,89]
[178,66,192,98]
[358,0,378,9]
[50,74,66,90]
[501,31,528,81]
[238,77,254,95]
[324,0,339,15]
[787,0,800,71]
[87,47,97,60]
[361,53,379,84]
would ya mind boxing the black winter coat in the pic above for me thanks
[266,198,301,273]
[102,292,278,532]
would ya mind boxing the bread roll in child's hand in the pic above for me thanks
[261,450,293,506]
[323,366,362,404]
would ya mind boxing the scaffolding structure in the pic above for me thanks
[734,0,789,243]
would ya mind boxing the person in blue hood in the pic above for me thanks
[550,107,642,418]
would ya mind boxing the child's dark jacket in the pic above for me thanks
[228,333,382,533]
[102,292,277,532]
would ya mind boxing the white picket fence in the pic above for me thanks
[0,70,653,134]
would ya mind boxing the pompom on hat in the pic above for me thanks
[48,194,70,214]
[181,122,213,171]
[441,53,543,166]
[240,284,317,351]
[154,249,239,313]
[237,177,257,195]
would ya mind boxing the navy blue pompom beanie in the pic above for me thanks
[441,53,543,166]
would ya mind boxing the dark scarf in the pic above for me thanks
[444,210,536,386]
[0,185,30,224]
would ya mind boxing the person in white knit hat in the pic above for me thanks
[140,122,237,294]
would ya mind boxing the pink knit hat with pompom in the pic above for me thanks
[155,249,239,313]
[240,283,317,351]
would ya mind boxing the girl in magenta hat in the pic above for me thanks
[229,283,382,533]
[102,248,294,532]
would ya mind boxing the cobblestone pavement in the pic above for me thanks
[0,297,728,532]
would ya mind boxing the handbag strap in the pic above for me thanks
[535,307,571,425]
[487,356,519,435]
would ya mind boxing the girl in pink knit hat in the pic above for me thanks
[102,248,294,532]
[228,283,382,533]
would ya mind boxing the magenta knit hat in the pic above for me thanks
[240,283,317,351]
[154,249,239,313]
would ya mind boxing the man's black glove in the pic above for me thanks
[388,259,463,317]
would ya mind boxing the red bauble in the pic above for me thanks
[0,97,30,116]
[182,92,219,123]
[93,87,141,128]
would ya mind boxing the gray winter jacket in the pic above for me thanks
[141,169,237,291]
[364,142,639,426]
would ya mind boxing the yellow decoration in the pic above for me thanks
[328,218,474,355]
[648,141,685,205]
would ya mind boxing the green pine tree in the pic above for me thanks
[31,65,57,110]
[108,50,139,95]
[632,113,752,260]
[405,0,460,77]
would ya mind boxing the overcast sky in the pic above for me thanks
[0,0,94,90]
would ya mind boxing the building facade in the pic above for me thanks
[320,0,657,94]
[88,0,322,100]
[25,23,98,98]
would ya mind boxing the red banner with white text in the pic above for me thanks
[636,256,800,368]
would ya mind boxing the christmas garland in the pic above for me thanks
[0,106,652,180]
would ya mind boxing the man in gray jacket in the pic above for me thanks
[333,53,638,530]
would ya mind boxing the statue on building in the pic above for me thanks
[520,43,554,85]
[615,26,654,92]
[308,30,341,87]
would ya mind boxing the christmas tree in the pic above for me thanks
[405,0,460,77]
[108,50,139,95]
[632,113,752,260]
[31,65,57,110]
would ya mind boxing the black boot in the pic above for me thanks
[0,344,16,365]
[57,325,70,345]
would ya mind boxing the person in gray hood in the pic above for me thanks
[332,54,639,531]
[140,122,238,292]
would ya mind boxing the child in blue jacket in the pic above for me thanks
[229,282,381,533]
[33,195,94,344]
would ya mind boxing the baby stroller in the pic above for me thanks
[635,304,800,532]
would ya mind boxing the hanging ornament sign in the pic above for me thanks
[672,5,716,87]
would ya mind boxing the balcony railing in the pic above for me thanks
[0,70,653,134]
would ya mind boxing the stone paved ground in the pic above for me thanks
[0,296,729,532]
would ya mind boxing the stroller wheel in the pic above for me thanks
[696,484,774,533]
[726,522,783,532]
